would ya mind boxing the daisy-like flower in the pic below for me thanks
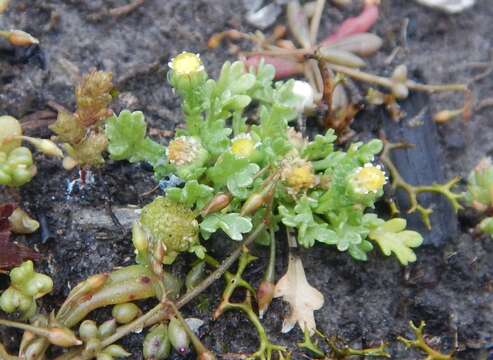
[168,52,204,76]
[230,133,259,158]
[167,136,203,166]
[350,163,388,195]
[281,157,318,196]
[168,52,207,94]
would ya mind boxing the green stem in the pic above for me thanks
[0,319,52,339]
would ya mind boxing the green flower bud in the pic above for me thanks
[168,317,190,355]
[168,52,207,94]
[84,337,102,355]
[143,324,171,360]
[98,319,117,339]
[112,303,142,324]
[23,337,46,360]
[79,320,99,341]
[140,196,200,264]
[103,344,131,358]
[166,136,209,180]
[46,327,82,347]
[132,221,148,253]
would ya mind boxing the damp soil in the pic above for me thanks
[1,0,493,359]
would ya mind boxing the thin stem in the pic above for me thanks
[264,228,276,283]
[309,0,326,45]
[397,321,453,360]
[0,319,51,338]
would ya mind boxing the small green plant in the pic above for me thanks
[0,116,62,187]
[0,53,427,359]
[464,157,493,238]
[108,52,423,267]
[50,70,114,170]
[0,260,53,319]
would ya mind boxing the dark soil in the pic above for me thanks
[1,0,493,359]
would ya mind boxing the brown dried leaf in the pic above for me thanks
[274,253,324,334]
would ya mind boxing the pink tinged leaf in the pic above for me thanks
[244,56,304,80]
[274,254,324,334]
[321,3,379,46]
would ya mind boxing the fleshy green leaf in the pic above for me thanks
[166,180,214,210]
[369,218,423,265]
[200,213,252,241]
[227,163,260,198]
[207,152,249,188]
[303,130,336,160]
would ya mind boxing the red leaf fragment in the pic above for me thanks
[321,3,379,46]
[0,203,41,271]
[244,55,304,79]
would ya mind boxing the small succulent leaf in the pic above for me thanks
[274,254,324,334]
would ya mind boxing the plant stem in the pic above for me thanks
[326,63,468,93]
[397,321,453,360]
[265,228,276,283]
[309,0,326,45]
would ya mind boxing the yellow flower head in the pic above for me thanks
[167,136,202,166]
[351,163,387,194]
[281,158,317,195]
[169,52,204,76]
[230,133,258,158]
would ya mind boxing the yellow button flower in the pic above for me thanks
[281,158,317,195]
[169,52,204,76]
[230,133,258,158]
[351,164,387,194]
[167,136,202,166]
